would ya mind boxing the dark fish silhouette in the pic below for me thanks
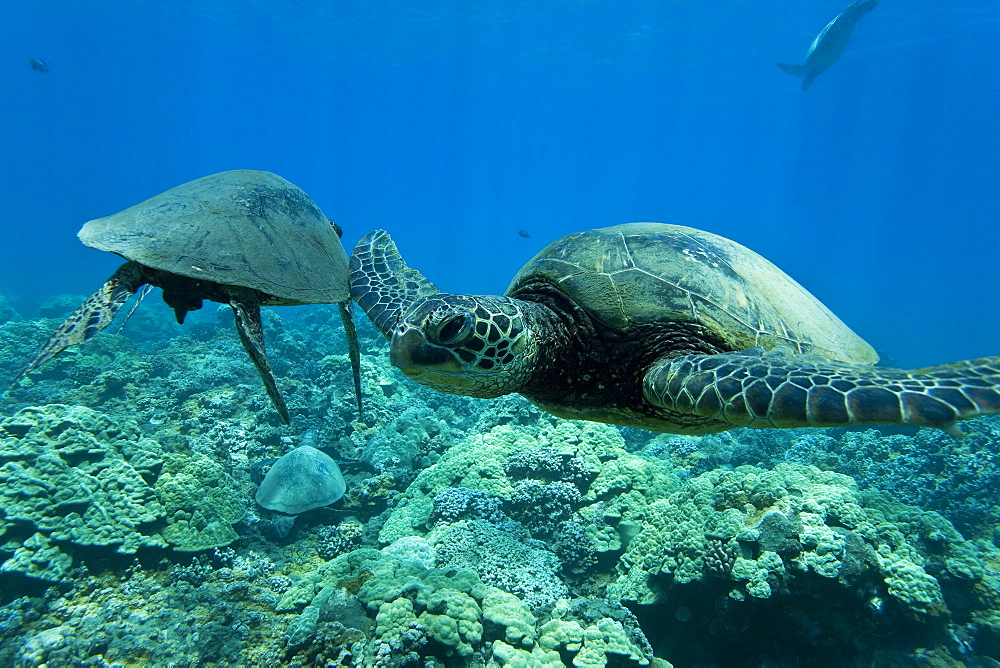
[777,0,877,91]
[28,58,49,73]
[517,229,531,238]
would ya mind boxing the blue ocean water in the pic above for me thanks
[3,4,1000,665]
[3,0,998,369]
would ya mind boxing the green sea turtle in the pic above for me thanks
[777,0,877,91]
[13,170,362,425]
[350,222,1000,437]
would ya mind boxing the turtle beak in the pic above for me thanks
[389,327,421,370]
[390,326,459,373]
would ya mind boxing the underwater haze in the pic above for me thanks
[3,0,999,367]
[3,1,1000,666]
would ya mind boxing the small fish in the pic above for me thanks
[777,0,877,91]
[517,229,531,238]
[28,58,49,73]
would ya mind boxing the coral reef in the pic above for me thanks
[0,405,167,580]
[2,548,288,666]
[3,287,1000,666]
[156,451,246,551]
[658,419,1000,540]
[609,462,1000,664]
[0,404,245,582]
[431,519,570,611]
[791,423,1000,540]
[376,418,677,556]
[277,547,652,667]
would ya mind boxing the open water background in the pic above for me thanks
[2,0,998,368]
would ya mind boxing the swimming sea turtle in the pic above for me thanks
[350,222,1000,437]
[777,0,877,91]
[13,170,362,425]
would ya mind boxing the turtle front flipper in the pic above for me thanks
[229,289,290,425]
[11,261,145,386]
[644,347,1000,437]
[349,230,439,339]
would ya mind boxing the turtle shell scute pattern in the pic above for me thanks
[506,222,877,365]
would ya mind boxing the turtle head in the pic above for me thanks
[350,229,537,397]
[391,294,537,398]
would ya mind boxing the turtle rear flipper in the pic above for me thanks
[11,261,145,386]
[349,230,439,339]
[644,347,1000,437]
[230,290,290,425]
[338,300,364,417]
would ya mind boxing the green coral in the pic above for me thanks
[377,423,536,543]
[876,545,945,616]
[375,596,418,637]
[282,550,491,658]
[281,548,652,665]
[155,452,245,551]
[276,548,383,611]
[417,589,483,656]
[286,584,370,647]
[491,642,564,667]
[378,418,678,555]
[535,599,650,667]
[0,405,168,575]
[0,404,246,579]
[482,588,536,648]
[0,532,73,582]
[796,511,847,578]
[608,462,977,619]
[730,550,785,599]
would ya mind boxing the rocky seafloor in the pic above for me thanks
[1,292,1000,667]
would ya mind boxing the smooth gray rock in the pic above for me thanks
[255,445,346,514]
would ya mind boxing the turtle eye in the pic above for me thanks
[434,312,475,346]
